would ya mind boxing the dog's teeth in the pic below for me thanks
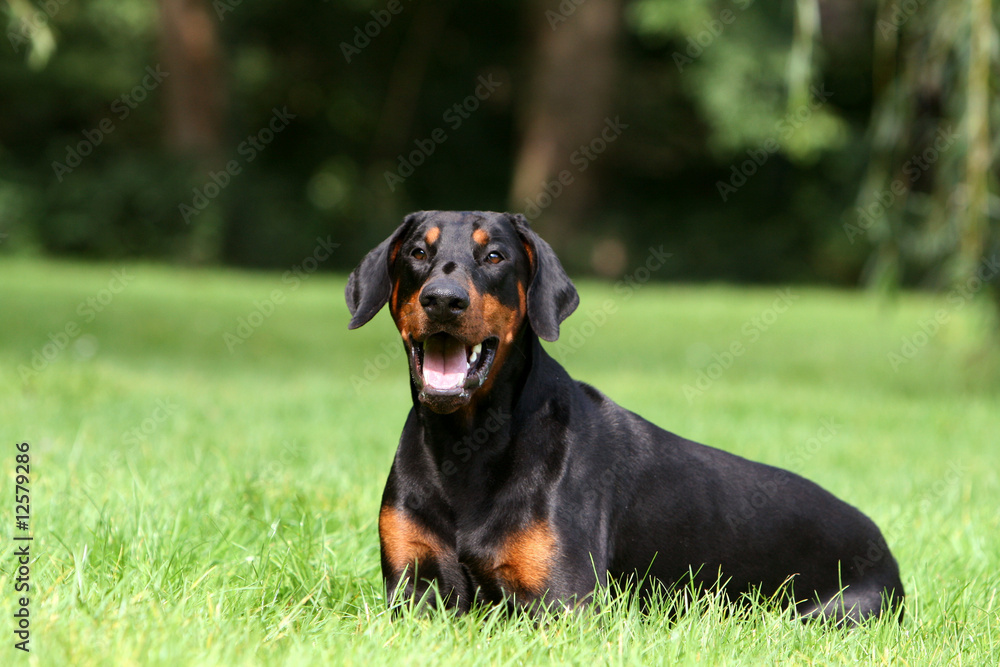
[469,343,481,365]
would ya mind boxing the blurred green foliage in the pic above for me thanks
[858,0,1000,301]
[0,0,996,295]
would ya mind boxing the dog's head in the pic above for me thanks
[346,211,578,413]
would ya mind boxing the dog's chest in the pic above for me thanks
[454,517,559,599]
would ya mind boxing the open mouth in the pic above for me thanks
[408,333,499,410]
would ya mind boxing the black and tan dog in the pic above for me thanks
[346,210,903,622]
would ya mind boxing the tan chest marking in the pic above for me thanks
[492,521,557,595]
[379,506,448,573]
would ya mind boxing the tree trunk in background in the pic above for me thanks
[371,1,454,162]
[157,0,226,160]
[157,0,227,262]
[962,0,991,279]
[509,0,622,254]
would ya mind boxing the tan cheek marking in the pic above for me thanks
[464,291,525,395]
[482,293,522,341]
[388,238,406,334]
[493,521,557,595]
[473,228,490,245]
[395,290,423,340]
[461,283,486,340]
[512,282,527,343]
[379,506,448,574]
[425,227,440,245]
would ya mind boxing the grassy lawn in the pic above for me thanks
[1,257,998,665]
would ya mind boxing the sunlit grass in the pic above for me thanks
[0,258,997,665]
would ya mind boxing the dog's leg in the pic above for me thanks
[796,585,904,625]
[379,505,469,613]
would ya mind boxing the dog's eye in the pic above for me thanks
[486,251,504,264]
[411,248,427,260]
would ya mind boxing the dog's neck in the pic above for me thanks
[410,327,542,480]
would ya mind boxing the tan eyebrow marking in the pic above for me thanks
[425,227,441,245]
[473,228,490,245]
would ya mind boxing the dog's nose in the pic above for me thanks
[420,281,470,321]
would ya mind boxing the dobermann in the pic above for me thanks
[346,210,904,622]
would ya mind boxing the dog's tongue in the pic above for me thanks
[423,335,466,390]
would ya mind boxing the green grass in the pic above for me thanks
[1,257,998,665]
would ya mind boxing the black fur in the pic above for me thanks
[510,213,579,341]
[345,212,420,330]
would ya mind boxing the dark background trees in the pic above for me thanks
[0,0,996,298]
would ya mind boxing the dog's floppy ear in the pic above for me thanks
[345,213,421,329]
[510,213,579,341]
